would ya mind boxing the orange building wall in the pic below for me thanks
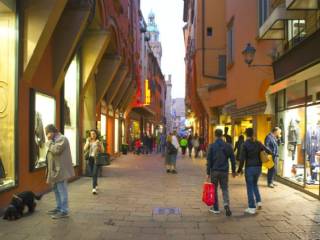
[224,0,274,108]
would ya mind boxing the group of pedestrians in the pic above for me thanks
[41,122,281,220]
[132,133,166,155]
[206,126,281,216]
[184,134,207,158]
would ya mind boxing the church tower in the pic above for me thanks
[147,10,162,66]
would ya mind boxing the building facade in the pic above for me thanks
[0,0,154,208]
[183,0,320,198]
[172,98,186,135]
[126,9,166,145]
[165,75,173,134]
[260,0,320,198]
[146,11,162,66]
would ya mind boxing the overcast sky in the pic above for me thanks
[140,0,186,99]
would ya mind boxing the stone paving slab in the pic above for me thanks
[0,153,320,240]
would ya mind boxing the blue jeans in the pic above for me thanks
[267,156,278,185]
[245,166,262,208]
[89,157,99,188]
[53,180,69,214]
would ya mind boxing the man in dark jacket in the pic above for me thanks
[206,129,236,216]
[264,127,281,188]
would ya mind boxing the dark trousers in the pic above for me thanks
[88,157,100,188]
[210,171,230,210]
[188,147,192,157]
[181,147,187,155]
[267,156,278,185]
[245,167,261,208]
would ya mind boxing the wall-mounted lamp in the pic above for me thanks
[242,43,272,67]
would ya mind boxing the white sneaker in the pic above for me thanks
[257,202,262,210]
[92,188,97,194]
[208,208,220,214]
[244,208,256,215]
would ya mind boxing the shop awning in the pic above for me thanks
[286,0,318,10]
[131,106,155,119]
[259,4,305,40]
[264,61,320,114]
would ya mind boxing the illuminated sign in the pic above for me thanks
[145,79,151,105]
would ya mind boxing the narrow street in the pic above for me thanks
[0,153,319,240]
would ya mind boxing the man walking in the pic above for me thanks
[45,124,75,219]
[207,129,236,216]
[264,127,281,188]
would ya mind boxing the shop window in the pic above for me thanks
[277,107,305,186]
[286,81,306,108]
[63,56,80,166]
[0,8,17,190]
[305,105,320,195]
[115,118,119,153]
[218,55,226,77]
[30,91,56,169]
[308,77,320,105]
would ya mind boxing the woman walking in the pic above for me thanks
[84,129,104,194]
[237,128,271,214]
[165,135,178,174]
[187,135,193,157]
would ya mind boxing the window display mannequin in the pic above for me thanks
[0,157,6,184]
[64,100,71,126]
[34,112,45,164]
[305,121,320,182]
[288,119,300,161]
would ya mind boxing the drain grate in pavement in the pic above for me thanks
[153,207,181,215]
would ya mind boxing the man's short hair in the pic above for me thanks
[215,129,223,138]
[245,128,254,138]
[272,127,280,133]
[45,124,58,134]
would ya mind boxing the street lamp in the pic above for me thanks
[242,43,272,67]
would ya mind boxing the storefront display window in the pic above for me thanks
[101,114,107,141]
[305,105,320,195]
[115,118,119,153]
[0,5,17,190]
[30,91,56,169]
[277,107,305,185]
[276,79,320,196]
[63,56,79,166]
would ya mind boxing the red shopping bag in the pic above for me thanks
[202,182,215,206]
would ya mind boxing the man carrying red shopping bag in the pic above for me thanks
[206,129,236,216]
[202,182,215,206]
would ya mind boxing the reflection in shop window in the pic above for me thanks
[0,9,17,190]
[64,56,79,166]
[31,92,56,169]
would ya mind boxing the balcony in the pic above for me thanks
[273,27,320,81]
[259,3,305,39]
[286,0,319,10]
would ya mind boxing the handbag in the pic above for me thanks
[259,150,270,163]
[95,153,110,166]
[263,158,275,169]
[202,182,215,206]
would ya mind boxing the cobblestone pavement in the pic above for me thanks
[0,153,320,240]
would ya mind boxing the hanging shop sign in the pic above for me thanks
[145,79,151,105]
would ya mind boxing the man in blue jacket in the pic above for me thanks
[207,129,236,216]
[264,127,281,188]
